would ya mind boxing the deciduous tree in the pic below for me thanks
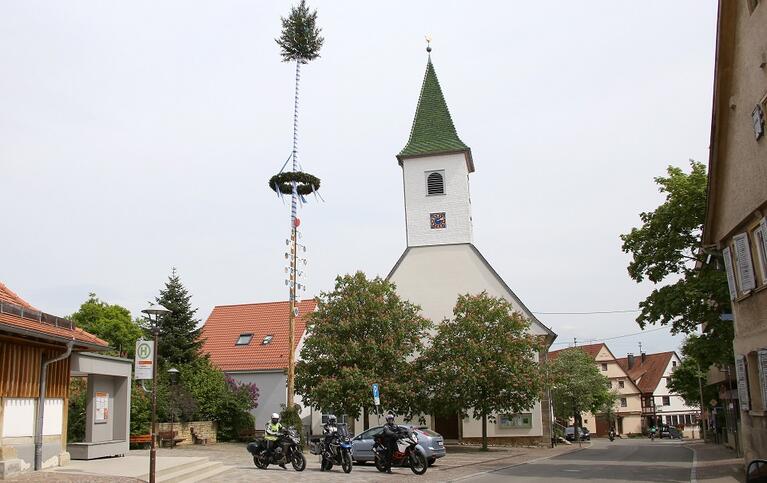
[70,293,142,358]
[422,292,544,451]
[295,272,431,430]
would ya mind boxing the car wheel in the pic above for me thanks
[427,457,436,466]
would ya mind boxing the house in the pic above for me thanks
[616,351,700,436]
[200,299,322,433]
[701,0,767,464]
[385,50,557,445]
[0,282,133,479]
[548,343,643,436]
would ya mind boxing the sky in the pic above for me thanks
[0,1,718,357]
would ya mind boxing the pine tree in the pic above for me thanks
[151,268,203,366]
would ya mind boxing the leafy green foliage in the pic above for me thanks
[70,293,142,358]
[276,0,324,63]
[668,333,728,407]
[422,292,544,450]
[295,272,432,422]
[130,382,152,435]
[620,160,731,334]
[67,378,87,443]
[550,349,614,424]
[150,268,204,366]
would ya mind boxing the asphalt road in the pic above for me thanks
[466,438,694,483]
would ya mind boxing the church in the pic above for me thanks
[387,50,557,445]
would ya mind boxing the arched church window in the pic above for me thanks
[426,171,445,195]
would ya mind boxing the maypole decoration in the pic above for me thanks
[271,0,323,409]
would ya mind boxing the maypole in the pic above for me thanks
[270,0,323,409]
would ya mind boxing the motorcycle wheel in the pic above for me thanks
[341,449,353,474]
[374,454,387,473]
[409,451,428,475]
[291,451,306,472]
[253,455,268,469]
[321,456,333,472]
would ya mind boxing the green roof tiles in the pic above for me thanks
[398,58,472,165]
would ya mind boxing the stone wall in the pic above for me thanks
[156,421,217,445]
[460,436,545,447]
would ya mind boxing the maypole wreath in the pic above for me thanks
[269,171,320,196]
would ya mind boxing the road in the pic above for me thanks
[465,438,694,483]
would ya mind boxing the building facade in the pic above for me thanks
[0,282,111,479]
[387,52,557,445]
[549,344,643,436]
[702,0,767,464]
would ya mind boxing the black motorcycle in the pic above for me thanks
[246,426,306,471]
[373,427,428,475]
[309,424,353,473]
[608,429,615,442]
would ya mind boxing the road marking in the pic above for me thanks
[446,443,591,482]
[687,444,698,483]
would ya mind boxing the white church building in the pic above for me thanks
[386,52,557,445]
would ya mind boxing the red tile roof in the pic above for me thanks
[0,281,37,309]
[0,282,108,348]
[548,343,605,361]
[615,352,674,394]
[201,299,317,372]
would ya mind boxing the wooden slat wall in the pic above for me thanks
[0,341,70,398]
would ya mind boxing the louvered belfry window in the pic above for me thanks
[426,171,445,195]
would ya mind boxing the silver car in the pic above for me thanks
[351,425,446,466]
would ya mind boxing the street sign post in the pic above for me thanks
[372,383,380,409]
[135,340,154,380]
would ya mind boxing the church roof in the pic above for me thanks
[397,57,474,171]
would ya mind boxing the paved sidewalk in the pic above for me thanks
[687,441,745,482]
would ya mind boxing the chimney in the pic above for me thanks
[627,353,635,369]
[641,352,646,363]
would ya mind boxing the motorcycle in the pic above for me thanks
[246,426,306,471]
[373,427,428,475]
[311,424,353,473]
[608,429,615,442]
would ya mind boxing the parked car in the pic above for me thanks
[351,425,446,466]
[660,426,683,439]
[564,427,590,442]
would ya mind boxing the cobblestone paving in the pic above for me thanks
[134,442,577,482]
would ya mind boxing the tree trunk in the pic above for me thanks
[572,398,581,446]
[363,406,369,431]
[481,411,488,451]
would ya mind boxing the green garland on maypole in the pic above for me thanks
[272,0,323,412]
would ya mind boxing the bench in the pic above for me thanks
[130,434,152,448]
[158,430,185,447]
[238,427,261,442]
[190,427,208,445]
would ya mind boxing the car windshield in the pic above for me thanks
[416,428,440,437]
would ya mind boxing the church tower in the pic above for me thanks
[397,50,475,248]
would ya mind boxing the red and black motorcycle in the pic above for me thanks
[373,427,428,475]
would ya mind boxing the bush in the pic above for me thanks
[67,378,87,443]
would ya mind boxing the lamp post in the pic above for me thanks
[167,368,179,449]
[142,304,171,483]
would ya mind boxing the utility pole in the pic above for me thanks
[287,220,298,409]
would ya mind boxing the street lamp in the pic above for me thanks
[167,368,179,449]
[142,303,171,483]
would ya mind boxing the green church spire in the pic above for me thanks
[397,54,473,170]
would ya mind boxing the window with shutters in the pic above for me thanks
[736,355,751,411]
[733,233,756,293]
[751,219,767,284]
[425,170,445,196]
[723,246,739,300]
[746,351,765,412]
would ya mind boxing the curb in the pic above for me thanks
[446,442,592,482]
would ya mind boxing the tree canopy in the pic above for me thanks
[295,272,431,429]
[620,160,731,335]
[276,0,324,63]
[422,292,544,450]
[550,348,615,426]
[150,268,203,366]
[70,293,142,358]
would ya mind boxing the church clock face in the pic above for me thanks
[430,212,446,229]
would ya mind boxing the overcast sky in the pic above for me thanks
[1,1,718,356]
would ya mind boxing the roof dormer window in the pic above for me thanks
[262,335,273,345]
[235,333,253,346]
